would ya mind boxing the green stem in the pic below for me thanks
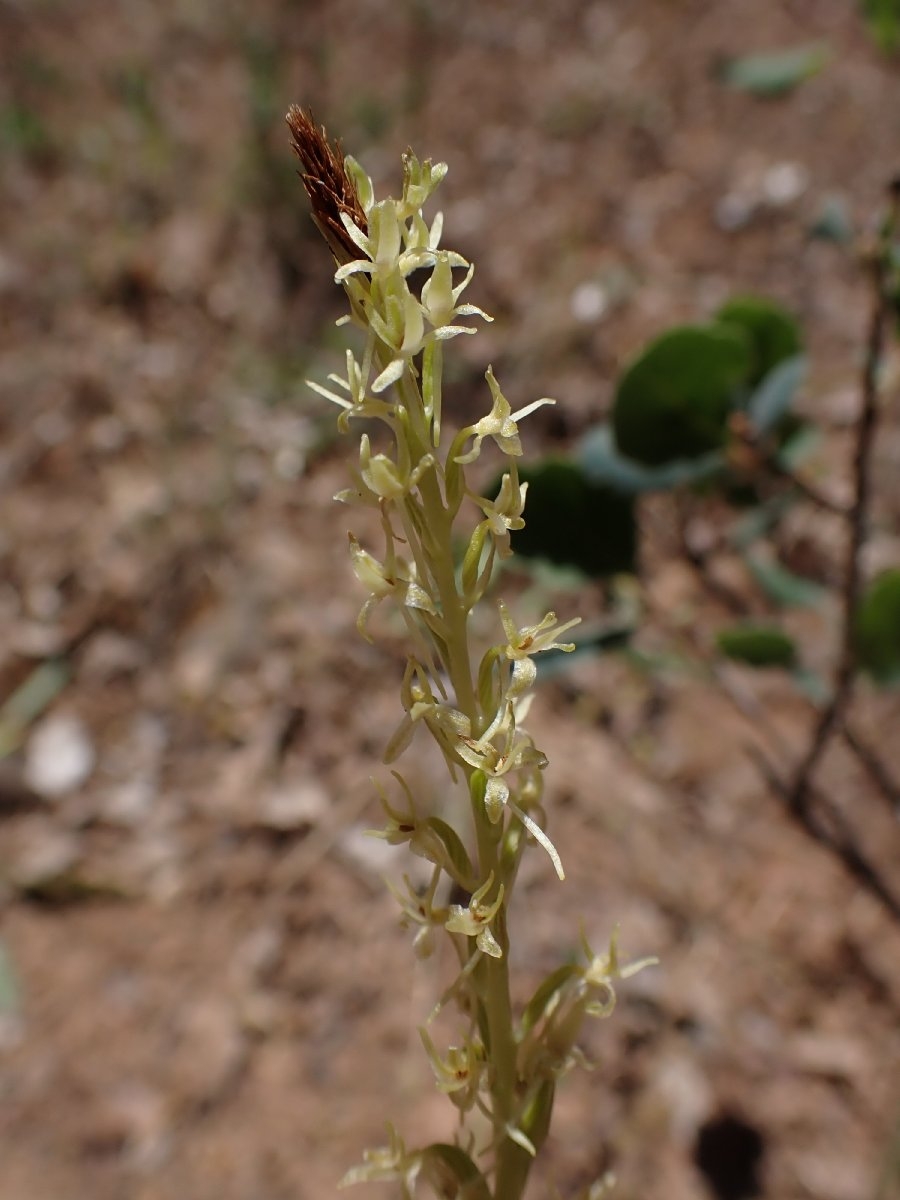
[398,360,528,1198]
[473,803,527,1198]
[399,369,478,721]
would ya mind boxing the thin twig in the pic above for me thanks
[787,187,900,815]
[748,746,900,921]
[645,583,900,921]
[759,446,850,517]
[663,472,900,823]
[729,414,850,516]
[641,532,900,923]
[843,722,900,815]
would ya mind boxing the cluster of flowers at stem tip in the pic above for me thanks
[287,107,655,1198]
[287,105,577,882]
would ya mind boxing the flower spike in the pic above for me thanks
[292,108,647,1200]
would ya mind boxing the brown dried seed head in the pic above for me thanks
[285,105,368,266]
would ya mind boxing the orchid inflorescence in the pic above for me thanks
[288,106,652,1200]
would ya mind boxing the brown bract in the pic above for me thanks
[285,105,368,266]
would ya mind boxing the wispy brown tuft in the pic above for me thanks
[286,105,368,266]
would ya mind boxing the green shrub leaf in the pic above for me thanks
[855,569,900,685]
[612,325,750,466]
[512,460,637,577]
[776,419,820,469]
[863,0,900,52]
[809,195,854,244]
[791,667,832,705]
[578,424,724,494]
[0,941,20,1016]
[746,355,807,435]
[720,43,830,96]
[0,658,70,759]
[717,624,797,668]
[716,296,803,386]
[745,553,827,608]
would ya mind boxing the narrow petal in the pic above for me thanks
[306,378,353,409]
[510,800,565,881]
[372,358,406,393]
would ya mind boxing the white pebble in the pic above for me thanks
[570,281,610,323]
[25,713,95,797]
[762,162,809,207]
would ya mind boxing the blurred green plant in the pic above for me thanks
[719,43,830,97]
[0,51,67,167]
[512,286,879,685]
[0,660,70,760]
[0,102,52,161]
[507,188,900,916]
[0,939,20,1018]
[612,323,752,465]
[112,65,160,132]
[509,460,637,578]
[855,569,900,685]
[863,0,900,52]
[716,624,797,669]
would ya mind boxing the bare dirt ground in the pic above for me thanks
[1,2,899,1199]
